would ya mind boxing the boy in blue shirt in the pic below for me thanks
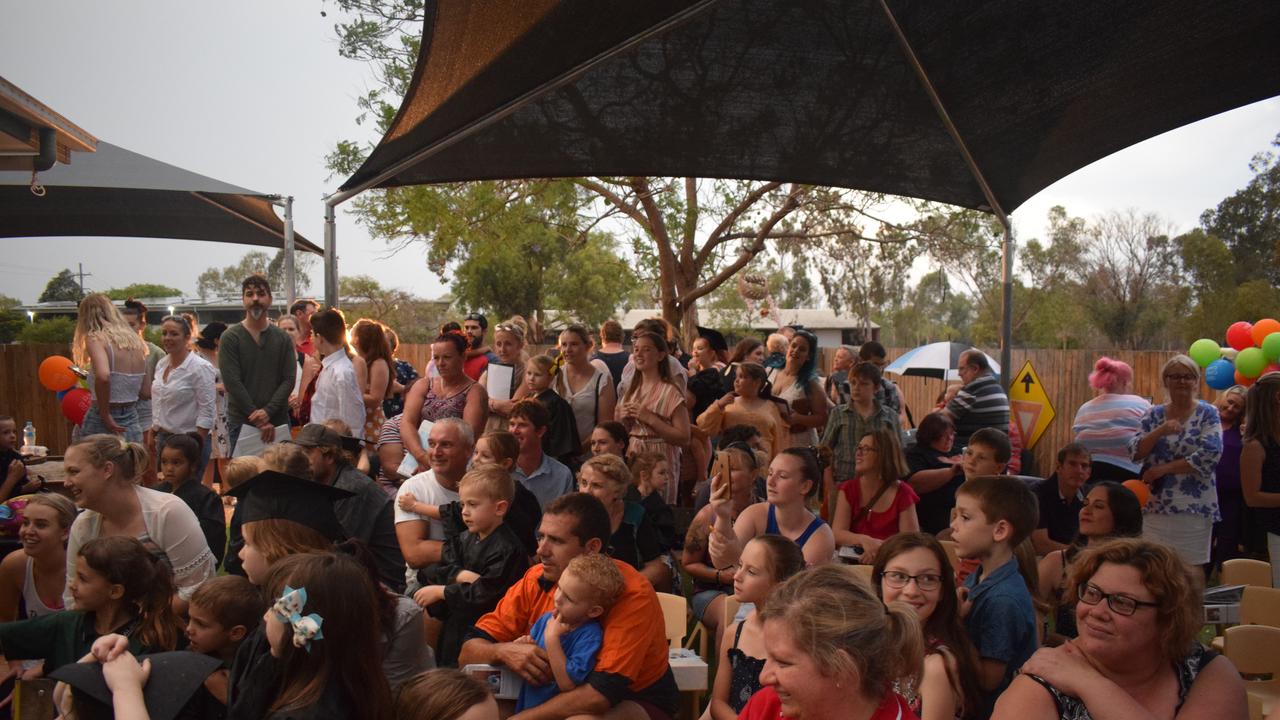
[951,474,1040,717]
[516,553,624,711]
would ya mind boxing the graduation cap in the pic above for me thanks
[49,651,222,720]
[223,470,353,541]
[696,326,729,353]
[292,423,368,455]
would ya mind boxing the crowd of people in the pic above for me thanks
[0,272,1275,720]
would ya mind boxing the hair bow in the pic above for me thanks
[272,585,324,651]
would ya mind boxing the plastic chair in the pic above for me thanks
[1224,625,1280,717]
[722,595,742,630]
[850,564,874,585]
[1224,559,1274,588]
[656,592,689,650]
[1212,586,1280,651]
[939,540,961,570]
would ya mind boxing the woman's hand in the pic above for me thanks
[90,634,132,663]
[858,536,884,564]
[618,401,640,422]
[102,652,151,695]
[1020,642,1102,698]
[103,415,127,434]
[708,473,732,521]
[1157,418,1184,438]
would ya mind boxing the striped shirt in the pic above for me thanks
[946,374,1009,449]
[1071,393,1151,473]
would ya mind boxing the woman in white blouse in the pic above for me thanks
[150,315,217,479]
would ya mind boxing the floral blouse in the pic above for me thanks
[1128,401,1222,521]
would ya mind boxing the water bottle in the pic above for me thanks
[22,421,35,451]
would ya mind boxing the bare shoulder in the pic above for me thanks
[990,674,1057,719]
[0,549,27,584]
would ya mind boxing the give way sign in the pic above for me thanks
[1008,360,1055,449]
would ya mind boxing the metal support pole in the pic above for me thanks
[323,202,338,309]
[1000,221,1014,389]
[283,196,296,308]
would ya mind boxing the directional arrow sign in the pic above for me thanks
[1008,360,1056,449]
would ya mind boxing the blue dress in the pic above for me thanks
[515,612,604,711]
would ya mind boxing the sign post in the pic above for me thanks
[1008,360,1055,449]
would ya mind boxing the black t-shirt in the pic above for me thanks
[1033,475,1084,545]
[607,501,664,571]
[591,350,629,390]
[904,443,963,536]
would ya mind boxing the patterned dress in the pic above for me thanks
[1025,643,1219,719]
[623,379,686,504]
[1128,402,1223,520]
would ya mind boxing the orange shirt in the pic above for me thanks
[474,558,671,694]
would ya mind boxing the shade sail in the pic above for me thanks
[0,142,319,252]
[340,0,1280,214]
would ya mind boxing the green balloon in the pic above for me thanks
[1188,338,1220,367]
[1236,347,1267,378]
[1264,332,1280,362]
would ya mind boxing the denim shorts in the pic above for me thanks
[80,403,142,443]
[691,588,729,622]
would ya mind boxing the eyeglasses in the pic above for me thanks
[1077,583,1159,616]
[1164,374,1198,383]
[854,445,878,455]
[881,571,943,591]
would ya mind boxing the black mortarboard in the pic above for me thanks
[49,652,222,720]
[223,470,352,541]
[696,326,729,353]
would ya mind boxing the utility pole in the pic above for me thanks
[77,263,92,296]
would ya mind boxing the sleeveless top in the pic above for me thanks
[421,378,475,423]
[893,640,963,720]
[1259,437,1280,535]
[1027,643,1219,719]
[727,620,765,712]
[21,556,62,618]
[93,343,145,403]
[770,373,819,448]
[553,365,608,445]
[765,504,825,548]
[1051,548,1079,638]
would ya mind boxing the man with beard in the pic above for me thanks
[218,274,297,454]
[462,312,498,381]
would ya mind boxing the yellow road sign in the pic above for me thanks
[1009,360,1055,449]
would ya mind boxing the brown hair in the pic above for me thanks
[627,452,667,493]
[563,554,625,609]
[190,574,264,632]
[600,320,623,344]
[967,428,1012,464]
[745,534,805,584]
[862,425,909,488]
[622,332,675,403]
[79,536,183,652]
[955,475,1039,547]
[477,431,519,467]
[352,319,394,397]
[760,564,923,698]
[68,435,149,485]
[243,520,331,567]
[559,324,593,348]
[459,465,515,503]
[509,397,550,429]
[310,308,348,347]
[580,453,632,493]
[263,553,392,719]
[394,669,491,720]
[728,337,763,364]
[872,533,981,717]
[261,443,313,481]
[1066,538,1202,662]
[1244,372,1280,444]
[23,493,77,529]
[850,361,882,385]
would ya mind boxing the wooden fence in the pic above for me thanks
[1,342,1191,472]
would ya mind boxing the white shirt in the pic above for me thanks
[394,470,460,588]
[150,352,217,433]
[311,351,366,435]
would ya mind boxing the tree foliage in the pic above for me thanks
[18,318,75,344]
[38,269,84,303]
[196,250,314,301]
[104,284,183,300]
[338,274,449,344]
[1200,133,1280,285]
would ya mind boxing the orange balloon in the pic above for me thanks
[1252,318,1280,347]
[38,355,77,392]
[1235,369,1257,387]
[1122,479,1151,506]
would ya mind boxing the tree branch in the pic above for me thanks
[570,177,650,230]
[694,181,786,270]
[679,185,802,307]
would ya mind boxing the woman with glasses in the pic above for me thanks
[994,538,1245,720]
[830,426,919,564]
[873,533,982,720]
[1128,355,1223,570]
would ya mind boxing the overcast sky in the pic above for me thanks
[3,2,1277,305]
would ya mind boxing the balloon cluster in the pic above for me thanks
[37,356,91,425]
[1188,318,1280,391]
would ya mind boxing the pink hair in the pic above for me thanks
[1089,357,1133,393]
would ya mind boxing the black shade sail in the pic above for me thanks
[339,0,1280,214]
[0,142,319,253]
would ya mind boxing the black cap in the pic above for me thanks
[696,326,728,353]
[292,423,368,456]
[223,471,352,541]
[49,652,222,720]
[464,312,488,329]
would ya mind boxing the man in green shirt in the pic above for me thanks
[217,274,296,454]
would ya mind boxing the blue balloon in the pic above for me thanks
[56,389,69,402]
[1205,359,1235,390]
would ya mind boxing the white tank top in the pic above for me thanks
[23,556,62,618]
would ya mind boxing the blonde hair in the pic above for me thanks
[526,354,555,376]
[759,564,923,698]
[243,520,330,567]
[1066,538,1202,662]
[628,452,667,494]
[580,454,631,492]
[261,443,312,480]
[459,465,515,503]
[68,434,149,485]
[563,554,625,609]
[23,493,77,529]
[1160,354,1200,382]
[73,293,146,367]
[222,456,263,490]
[395,669,491,720]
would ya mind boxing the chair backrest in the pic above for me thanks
[850,564,874,585]
[1240,586,1280,628]
[1223,559,1274,588]
[722,595,742,630]
[939,540,961,570]
[656,592,688,650]
[1224,625,1280,685]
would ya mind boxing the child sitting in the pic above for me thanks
[395,668,498,720]
[949,474,1039,717]
[0,536,183,672]
[516,553,625,711]
[218,455,263,577]
[526,356,580,466]
[415,465,529,666]
[186,574,263,709]
[628,452,677,552]
[0,415,36,502]
[708,534,805,720]
[944,427,1011,583]
[158,433,227,566]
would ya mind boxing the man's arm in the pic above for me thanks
[511,682,611,720]
[263,334,297,420]
[395,520,443,568]
[1031,528,1067,556]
